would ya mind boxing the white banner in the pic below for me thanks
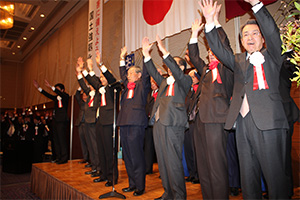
[88,0,103,76]
[125,0,199,53]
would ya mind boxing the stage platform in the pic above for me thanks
[30,158,300,200]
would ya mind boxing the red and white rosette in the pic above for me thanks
[88,90,95,107]
[99,86,106,106]
[57,96,63,108]
[166,76,175,97]
[249,52,269,90]
[127,82,136,99]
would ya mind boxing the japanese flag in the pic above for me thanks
[125,0,199,53]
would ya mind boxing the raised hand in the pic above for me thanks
[76,57,84,73]
[198,0,217,24]
[86,59,93,71]
[44,79,52,88]
[156,35,168,56]
[96,51,102,65]
[213,4,222,25]
[142,37,153,58]
[33,80,40,89]
[191,18,204,38]
[120,46,127,60]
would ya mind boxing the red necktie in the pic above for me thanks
[193,84,199,92]
[209,60,222,84]
[152,90,158,101]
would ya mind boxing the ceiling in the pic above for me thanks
[0,0,87,63]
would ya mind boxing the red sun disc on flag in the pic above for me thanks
[143,0,173,26]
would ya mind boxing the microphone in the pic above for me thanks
[108,80,123,87]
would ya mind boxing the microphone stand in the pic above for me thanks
[99,88,125,199]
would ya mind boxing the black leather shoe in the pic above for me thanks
[122,187,136,192]
[105,181,112,187]
[56,160,68,164]
[133,189,144,196]
[93,177,107,183]
[78,160,88,164]
[85,163,92,168]
[85,169,96,175]
[91,171,101,177]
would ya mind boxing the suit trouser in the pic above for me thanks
[226,130,240,188]
[144,126,156,174]
[78,123,89,161]
[53,121,68,162]
[184,122,198,180]
[96,123,118,183]
[120,125,146,190]
[193,116,229,199]
[86,123,100,171]
[286,121,294,197]
[153,121,186,200]
[236,112,288,199]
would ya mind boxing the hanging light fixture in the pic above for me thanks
[0,2,14,29]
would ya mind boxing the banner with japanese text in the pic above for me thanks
[87,0,103,76]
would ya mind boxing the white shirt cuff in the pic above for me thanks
[252,2,263,13]
[189,38,198,44]
[216,24,221,28]
[89,71,95,76]
[82,70,88,77]
[144,57,151,63]
[205,22,215,33]
[163,53,170,59]
[120,60,125,66]
[77,74,83,80]
[38,87,42,92]
[100,65,107,73]
[51,86,55,91]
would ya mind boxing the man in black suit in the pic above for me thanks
[33,80,69,164]
[80,52,120,187]
[74,90,90,164]
[76,58,101,178]
[142,35,192,200]
[184,69,199,184]
[279,51,300,198]
[188,11,234,198]
[117,46,151,196]
[144,77,159,175]
[201,0,289,198]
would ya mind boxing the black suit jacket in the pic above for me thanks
[205,5,288,130]
[40,89,69,122]
[117,63,151,128]
[188,27,233,123]
[77,78,100,124]
[85,69,118,125]
[74,90,85,126]
[279,53,300,123]
[145,55,192,128]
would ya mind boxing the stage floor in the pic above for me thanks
[31,157,300,200]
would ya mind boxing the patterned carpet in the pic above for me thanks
[1,166,40,200]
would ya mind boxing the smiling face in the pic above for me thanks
[127,67,141,83]
[241,24,264,54]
